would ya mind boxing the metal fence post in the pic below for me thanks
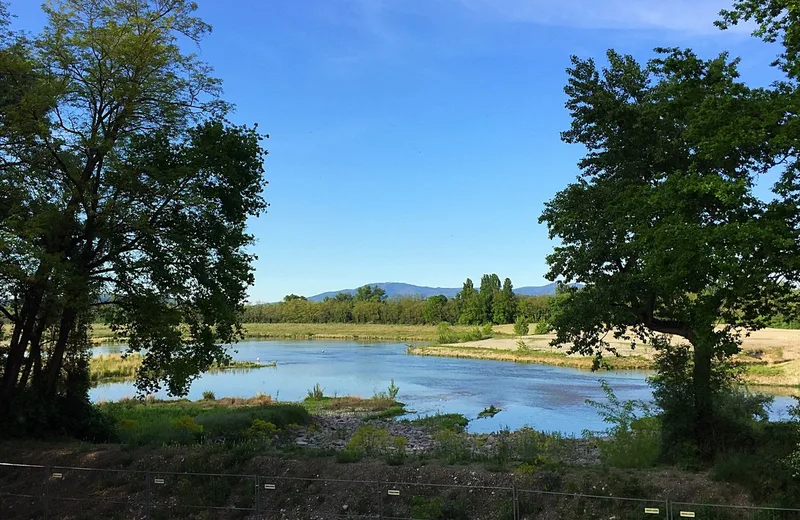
[43,466,49,520]
[512,485,519,520]
[146,470,152,520]
[254,475,260,519]
[377,480,383,520]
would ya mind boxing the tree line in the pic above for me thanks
[242,277,555,326]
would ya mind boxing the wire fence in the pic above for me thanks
[2,461,800,519]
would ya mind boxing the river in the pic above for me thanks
[90,340,798,435]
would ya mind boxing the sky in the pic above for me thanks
[7,0,784,302]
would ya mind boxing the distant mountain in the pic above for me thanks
[306,282,570,302]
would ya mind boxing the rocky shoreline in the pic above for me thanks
[288,412,601,465]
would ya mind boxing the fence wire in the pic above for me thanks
[2,462,800,520]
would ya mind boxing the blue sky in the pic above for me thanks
[8,1,782,302]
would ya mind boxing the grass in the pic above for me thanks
[302,395,406,418]
[100,396,310,446]
[407,345,652,370]
[401,413,469,433]
[90,322,504,343]
[90,353,276,385]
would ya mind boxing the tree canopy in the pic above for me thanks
[539,7,799,456]
[0,0,268,435]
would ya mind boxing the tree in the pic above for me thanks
[353,285,387,303]
[456,278,481,325]
[0,0,267,433]
[492,278,517,324]
[539,46,793,457]
[423,295,449,324]
[283,294,307,302]
[478,274,501,323]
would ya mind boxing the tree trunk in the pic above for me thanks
[42,308,77,399]
[692,331,715,459]
[0,288,44,411]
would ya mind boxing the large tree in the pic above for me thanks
[0,0,268,433]
[539,44,795,456]
[492,277,517,324]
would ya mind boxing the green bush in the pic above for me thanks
[585,380,660,469]
[202,390,215,401]
[387,379,399,399]
[101,401,309,445]
[386,436,408,466]
[344,424,390,456]
[533,321,551,335]
[404,413,469,433]
[335,449,362,463]
[245,419,278,439]
[433,429,473,464]
[306,383,324,400]
[650,343,773,462]
[513,316,529,336]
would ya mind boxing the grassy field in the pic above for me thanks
[90,322,489,342]
[90,353,275,385]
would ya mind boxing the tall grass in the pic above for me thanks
[101,398,310,446]
[90,354,274,384]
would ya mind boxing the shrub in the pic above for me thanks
[478,405,501,419]
[516,340,531,353]
[335,449,362,463]
[585,380,660,469]
[406,413,469,433]
[306,383,324,400]
[436,323,460,344]
[533,321,551,335]
[433,429,472,464]
[202,391,216,401]
[514,427,562,468]
[386,436,408,465]
[245,419,278,439]
[387,379,400,400]
[513,316,529,336]
[171,415,203,433]
[345,424,390,456]
[650,342,773,462]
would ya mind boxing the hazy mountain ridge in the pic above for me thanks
[307,282,565,302]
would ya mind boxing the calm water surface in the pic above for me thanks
[90,340,797,435]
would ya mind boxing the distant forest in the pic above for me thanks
[242,275,554,326]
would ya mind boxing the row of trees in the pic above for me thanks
[242,278,555,326]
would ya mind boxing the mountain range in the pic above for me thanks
[307,282,564,302]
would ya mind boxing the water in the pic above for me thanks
[90,340,798,435]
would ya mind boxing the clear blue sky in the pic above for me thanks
[8,1,781,302]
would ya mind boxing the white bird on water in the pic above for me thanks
[256,357,260,363]
[321,350,326,353]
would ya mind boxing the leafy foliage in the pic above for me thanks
[0,0,268,434]
[539,43,796,457]
[585,380,660,468]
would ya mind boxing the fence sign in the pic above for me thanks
[51,472,62,479]
[153,478,165,485]
[387,489,401,496]
[263,483,276,490]
[644,507,660,514]
[679,512,696,518]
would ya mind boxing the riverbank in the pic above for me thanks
[409,328,800,390]
[89,322,498,343]
[0,391,784,519]
[90,353,276,385]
